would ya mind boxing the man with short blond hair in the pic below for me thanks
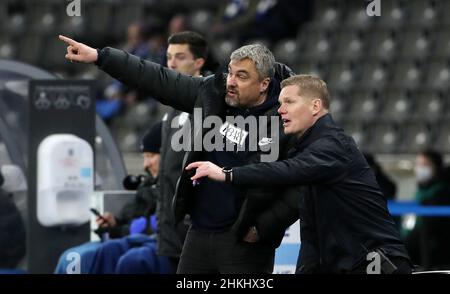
[280,74,330,109]
[187,74,412,274]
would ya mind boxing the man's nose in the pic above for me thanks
[227,76,237,87]
[167,60,176,69]
[278,105,285,114]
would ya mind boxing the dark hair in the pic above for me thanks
[167,31,208,60]
[420,149,443,172]
[140,122,162,154]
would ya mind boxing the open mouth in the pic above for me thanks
[227,89,237,97]
[282,118,291,126]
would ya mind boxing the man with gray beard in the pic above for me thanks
[59,34,297,273]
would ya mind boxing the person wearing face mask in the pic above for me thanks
[403,149,450,270]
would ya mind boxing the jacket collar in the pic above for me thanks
[226,78,280,117]
[292,113,336,151]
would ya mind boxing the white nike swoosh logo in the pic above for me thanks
[258,138,273,146]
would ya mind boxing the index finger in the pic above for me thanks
[59,35,77,46]
[186,161,205,170]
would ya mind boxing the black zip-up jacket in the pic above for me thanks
[232,114,410,273]
[96,175,158,238]
[96,47,297,248]
[157,108,189,257]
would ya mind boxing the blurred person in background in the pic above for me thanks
[0,170,26,274]
[156,31,209,272]
[98,20,167,122]
[210,0,312,43]
[168,14,189,36]
[363,152,397,201]
[95,122,162,238]
[89,122,172,274]
[55,123,166,274]
[364,152,401,229]
[403,149,450,270]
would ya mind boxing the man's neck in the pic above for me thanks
[247,92,268,108]
[296,111,329,139]
[312,110,328,125]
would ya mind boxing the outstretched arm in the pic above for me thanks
[58,35,202,113]
[186,136,350,188]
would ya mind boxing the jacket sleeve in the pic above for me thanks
[254,187,299,243]
[233,136,350,188]
[97,47,204,113]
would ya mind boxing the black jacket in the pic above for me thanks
[96,47,297,248]
[232,114,410,273]
[97,175,158,238]
[157,108,189,257]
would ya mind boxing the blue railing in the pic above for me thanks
[387,200,450,216]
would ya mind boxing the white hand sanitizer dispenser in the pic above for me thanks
[37,134,94,227]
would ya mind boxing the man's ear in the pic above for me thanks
[312,98,322,116]
[194,58,205,72]
[260,77,271,93]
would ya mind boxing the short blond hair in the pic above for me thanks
[281,75,330,109]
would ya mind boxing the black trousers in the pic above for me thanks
[176,227,275,274]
